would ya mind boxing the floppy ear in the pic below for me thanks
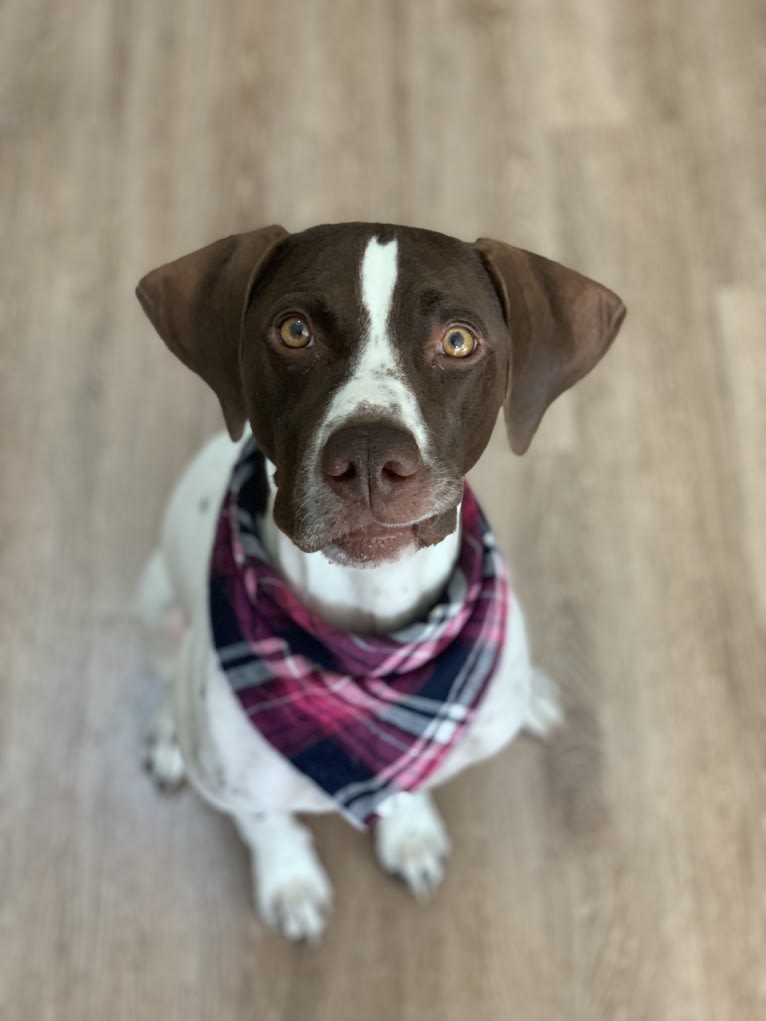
[474,238,626,454]
[136,224,289,439]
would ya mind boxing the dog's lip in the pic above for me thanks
[340,522,414,541]
[326,521,417,555]
[326,508,453,547]
[325,522,417,564]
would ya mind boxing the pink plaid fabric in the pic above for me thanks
[209,439,511,828]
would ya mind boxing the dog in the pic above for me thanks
[136,222,625,942]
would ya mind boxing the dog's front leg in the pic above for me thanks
[374,791,451,899]
[232,812,332,942]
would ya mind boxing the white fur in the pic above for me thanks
[361,235,398,346]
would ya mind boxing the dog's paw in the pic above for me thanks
[375,792,451,900]
[143,700,186,791]
[524,668,565,739]
[255,854,333,943]
[236,814,332,942]
[143,733,186,790]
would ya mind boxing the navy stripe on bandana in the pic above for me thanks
[209,438,511,828]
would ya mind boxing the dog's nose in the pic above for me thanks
[321,423,425,512]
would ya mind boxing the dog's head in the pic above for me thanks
[137,223,625,565]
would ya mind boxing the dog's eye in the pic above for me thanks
[279,317,313,349]
[441,326,477,359]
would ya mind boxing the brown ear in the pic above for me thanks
[474,238,626,454]
[136,225,289,439]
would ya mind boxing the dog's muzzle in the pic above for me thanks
[313,421,457,564]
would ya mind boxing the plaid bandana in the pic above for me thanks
[209,438,510,829]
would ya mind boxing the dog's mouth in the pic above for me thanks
[319,507,459,567]
[323,522,417,565]
[269,458,463,566]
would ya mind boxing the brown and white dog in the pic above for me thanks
[136,223,625,941]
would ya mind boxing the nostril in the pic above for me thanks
[336,464,356,483]
[381,460,417,482]
[325,459,357,483]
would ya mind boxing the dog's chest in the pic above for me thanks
[206,438,516,827]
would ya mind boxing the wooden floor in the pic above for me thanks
[2,2,764,1018]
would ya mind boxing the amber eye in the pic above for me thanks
[441,325,477,359]
[279,316,313,349]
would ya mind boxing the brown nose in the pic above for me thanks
[321,423,425,517]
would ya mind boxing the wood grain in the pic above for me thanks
[1,1,764,1018]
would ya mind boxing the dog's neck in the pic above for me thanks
[259,464,461,634]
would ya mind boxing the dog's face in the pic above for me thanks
[137,223,625,566]
[240,225,510,563]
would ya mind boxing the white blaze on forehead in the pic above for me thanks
[315,234,430,454]
[360,236,398,345]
